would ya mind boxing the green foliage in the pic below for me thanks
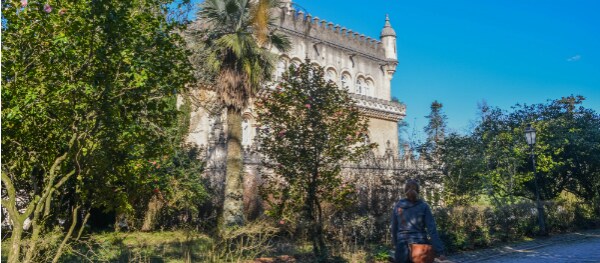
[256,61,375,260]
[58,224,277,262]
[371,244,392,262]
[439,133,485,205]
[434,198,597,252]
[440,96,600,213]
[2,0,195,261]
[510,96,600,213]
[59,231,213,262]
[192,0,290,111]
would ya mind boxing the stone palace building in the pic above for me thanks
[188,1,439,220]
[188,1,405,156]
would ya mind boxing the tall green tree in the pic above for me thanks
[1,0,192,262]
[439,133,485,205]
[440,95,600,215]
[473,107,530,205]
[422,100,447,165]
[509,96,600,215]
[191,0,289,227]
[255,61,375,261]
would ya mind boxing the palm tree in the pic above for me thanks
[193,0,289,227]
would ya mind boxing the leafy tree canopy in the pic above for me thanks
[2,0,195,261]
[255,60,375,260]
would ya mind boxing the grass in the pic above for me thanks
[1,230,214,263]
[66,230,213,262]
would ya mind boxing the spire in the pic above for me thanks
[380,14,396,38]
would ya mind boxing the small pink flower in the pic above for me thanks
[21,0,27,7]
[305,104,311,109]
[58,8,66,15]
[277,130,286,137]
[279,220,285,225]
[43,4,52,13]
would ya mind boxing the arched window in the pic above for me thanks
[325,68,337,84]
[291,59,302,69]
[242,118,251,145]
[341,73,351,90]
[365,79,374,96]
[356,78,365,95]
[275,59,287,81]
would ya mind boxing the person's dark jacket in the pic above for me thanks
[391,198,445,256]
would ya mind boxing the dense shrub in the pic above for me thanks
[434,198,599,252]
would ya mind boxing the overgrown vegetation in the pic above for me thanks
[2,0,599,262]
[1,0,201,261]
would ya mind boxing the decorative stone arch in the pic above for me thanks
[365,77,375,97]
[355,75,367,95]
[290,57,302,68]
[340,71,352,91]
[324,67,338,85]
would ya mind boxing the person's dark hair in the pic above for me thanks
[404,179,420,193]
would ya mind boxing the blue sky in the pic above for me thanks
[191,0,600,139]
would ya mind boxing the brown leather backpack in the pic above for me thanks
[410,243,435,263]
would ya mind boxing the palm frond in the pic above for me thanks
[269,31,291,52]
[191,0,291,110]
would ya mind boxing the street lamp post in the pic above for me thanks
[525,123,547,236]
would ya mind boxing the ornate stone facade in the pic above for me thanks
[189,2,405,156]
[187,2,442,220]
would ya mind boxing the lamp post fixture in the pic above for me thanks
[525,123,547,236]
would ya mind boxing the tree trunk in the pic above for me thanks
[52,206,80,263]
[307,172,328,262]
[222,108,245,227]
[7,220,23,263]
[141,195,164,231]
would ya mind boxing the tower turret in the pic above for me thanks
[380,14,397,61]
[280,0,292,9]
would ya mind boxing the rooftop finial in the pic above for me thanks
[380,14,396,38]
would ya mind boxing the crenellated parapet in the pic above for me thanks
[275,6,391,63]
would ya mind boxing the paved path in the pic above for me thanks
[447,229,600,263]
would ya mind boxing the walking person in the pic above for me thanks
[391,179,447,263]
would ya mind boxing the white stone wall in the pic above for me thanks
[186,5,405,157]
